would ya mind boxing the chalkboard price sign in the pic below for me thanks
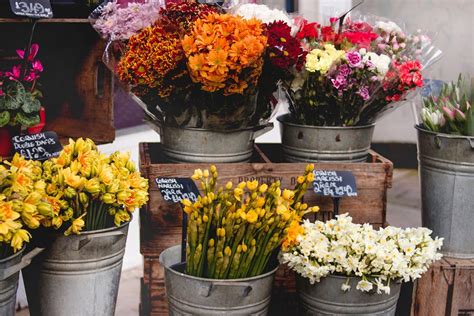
[313,170,357,198]
[12,131,62,161]
[155,177,200,204]
[9,0,53,18]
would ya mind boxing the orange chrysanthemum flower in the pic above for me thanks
[183,13,266,95]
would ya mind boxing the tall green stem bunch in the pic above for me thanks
[181,164,319,279]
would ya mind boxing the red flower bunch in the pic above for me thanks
[267,21,307,71]
[296,20,320,40]
[383,60,423,102]
[160,1,220,33]
[340,31,378,49]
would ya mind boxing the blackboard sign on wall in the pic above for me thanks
[155,177,200,204]
[313,170,358,197]
[12,131,62,161]
[9,0,53,18]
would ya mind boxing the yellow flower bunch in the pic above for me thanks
[182,164,319,279]
[305,44,345,74]
[0,155,55,256]
[42,138,149,235]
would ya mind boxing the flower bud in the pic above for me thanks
[79,192,89,205]
[37,202,53,217]
[85,178,101,195]
[225,181,233,190]
[64,187,77,199]
[102,193,116,204]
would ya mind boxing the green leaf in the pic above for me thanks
[0,111,10,127]
[15,112,40,127]
[22,94,41,114]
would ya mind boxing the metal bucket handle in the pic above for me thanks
[198,281,253,298]
[469,137,474,149]
[434,135,474,150]
[252,123,274,140]
[0,247,45,280]
[76,230,126,251]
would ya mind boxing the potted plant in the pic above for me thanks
[159,164,319,314]
[417,75,473,258]
[277,16,440,162]
[0,44,44,158]
[91,1,293,163]
[280,214,443,315]
[21,138,149,316]
[0,154,54,316]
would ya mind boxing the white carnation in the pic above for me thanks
[356,280,373,292]
[363,52,391,76]
[235,4,297,33]
[375,20,404,36]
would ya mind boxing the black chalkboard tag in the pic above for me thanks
[12,131,62,161]
[155,177,200,204]
[155,177,201,262]
[9,0,53,18]
[313,170,357,198]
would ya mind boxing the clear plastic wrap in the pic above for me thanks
[90,0,283,130]
[284,12,443,126]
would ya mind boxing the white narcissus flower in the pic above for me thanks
[341,282,351,292]
[279,214,443,294]
[356,280,373,292]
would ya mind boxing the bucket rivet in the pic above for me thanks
[297,131,303,140]
[434,136,442,149]
[335,134,341,142]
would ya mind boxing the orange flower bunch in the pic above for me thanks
[182,13,267,95]
[117,23,183,97]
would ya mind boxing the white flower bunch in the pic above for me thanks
[234,4,297,33]
[280,214,443,294]
[374,20,404,37]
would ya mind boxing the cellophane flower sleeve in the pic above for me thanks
[286,13,443,126]
[90,0,283,131]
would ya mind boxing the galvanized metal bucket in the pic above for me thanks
[296,274,401,315]
[159,245,278,315]
[23,222,129,316]
[277,114,375,163]
[417,126,474,258]
[147,121,273,163]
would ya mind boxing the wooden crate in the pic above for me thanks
[139,142,393,316]
[0,19,114,144]
[410,257,474,316]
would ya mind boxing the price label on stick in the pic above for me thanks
[155,177,200,204]
[155,177,200,263]
[313,170,357,198]
[12,131,62,161]
[9,0,53,18]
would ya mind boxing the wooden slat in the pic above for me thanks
[139,143,394,315]
[411,257,474,316]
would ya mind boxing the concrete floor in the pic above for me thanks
[15,168,422,316]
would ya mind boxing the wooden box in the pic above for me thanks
[139,143,393,316]
[410,257,474,316]
[0,18,114,144]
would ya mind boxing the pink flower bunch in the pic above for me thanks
[0,44,43,96]
[92,1,161,41]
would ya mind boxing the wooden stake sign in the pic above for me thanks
[313,170,358,218]
[155,177,200,262]
[12,131,62,161]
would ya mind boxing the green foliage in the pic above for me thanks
[0,80,41,127]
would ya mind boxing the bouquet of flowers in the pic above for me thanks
[181,164,319,279]
[0,154,54,258]
[421,75,473,136]
[283,15,442,126]
[40,138,149,235]
[91,0,284,130]
[280,214,443,294]
[0,44,44,128]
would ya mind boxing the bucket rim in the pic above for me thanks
[415,124,474,140]
[76,219,131,236]
[0,244,25,263]
[160,245,279,282]
[152,121,270,134]
[277,114,375,130]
